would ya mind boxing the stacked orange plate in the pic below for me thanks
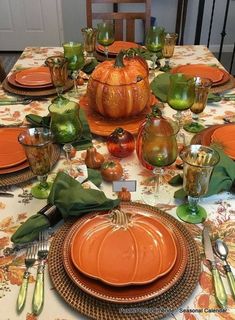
[171,64,230,87]
[0,128,29,174]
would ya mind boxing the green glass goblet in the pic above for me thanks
[184,77,212,133]
[18,128,53,199]
[145,26,165,76]
[177,145,220,224]
[97,21,115,59]
[81,27,98,59]
[45,55,68,103]
[141,115,179,205]
[160,32,178,72]
[168,73,195,147]
[63,42,85,97]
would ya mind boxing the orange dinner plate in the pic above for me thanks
[15,67,52,86]
[70,212,177,287]
[62,203,188,303]
[171,64,225,84]
[8,70,53,89]
[211,125,235,159]
[96,41,139,55]
[0,128,27,169]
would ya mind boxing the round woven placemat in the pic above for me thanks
[210,74,235,93]
[0,144,60,187]
[48,203,201,320]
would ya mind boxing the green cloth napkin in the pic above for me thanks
[26,108,93,150]
[150,73,170,102]
[11,171,120,244]
[171,147,235,199]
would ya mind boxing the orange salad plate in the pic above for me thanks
[0,128,27,169]
[62,203,188,303]
[70,212,177,287]
[96,41,139,55]
[171,64,227,84]
[15,67,52,86]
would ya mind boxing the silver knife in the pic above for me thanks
[0,99,32,105]
[203,227,227,308]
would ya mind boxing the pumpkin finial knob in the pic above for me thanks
[110,209,131,228]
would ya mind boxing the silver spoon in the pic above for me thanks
[215,239,235,299]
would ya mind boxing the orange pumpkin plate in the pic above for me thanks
[96,41,139,55]
[0,128,27,169]
[70,210,177,287]
[15,67,52,86]
[171,64,225,84]
[63,202,188,303]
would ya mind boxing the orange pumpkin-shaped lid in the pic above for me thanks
[89,51,149,85]
[70,209,177,286]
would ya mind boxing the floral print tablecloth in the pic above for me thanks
[0,46,235,320]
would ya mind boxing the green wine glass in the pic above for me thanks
[184,77,212,133]
[177,145,220,224]
[18,128,52,199]
[141,115,179,205]
[45,55,68,103]
[168,73,195,147]
[160,32,178,72]
[63,42,85,97]
[145,26,165,75]
[97,22,115,59]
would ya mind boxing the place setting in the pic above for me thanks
[0,126,60,187]
[2,64,73,97]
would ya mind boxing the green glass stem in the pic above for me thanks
[153,167,163,205]
[71,70,78,94]
[37,175,49,189]
[62,143,76,177]
[55,85,64,98]
[192,113,199,122]
[104,46,109,59]
[151,53,157,72]
[188,195,199,215]
[183,112,205,133]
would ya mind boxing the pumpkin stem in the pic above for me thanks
[114,51,125,68]
[110,209,131,228]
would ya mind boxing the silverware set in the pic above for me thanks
[17,230,49,315]
[203,227,235,308]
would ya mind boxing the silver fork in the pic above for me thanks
[32,230,49,315]
[17,243,38,312]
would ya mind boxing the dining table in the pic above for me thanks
[0,44,235,320]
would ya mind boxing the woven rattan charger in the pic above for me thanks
[48,202,201,320]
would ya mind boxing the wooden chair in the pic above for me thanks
[86,0,151,42]
[0,59,7,83]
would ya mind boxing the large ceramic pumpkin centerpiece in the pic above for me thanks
[86,52,150,119]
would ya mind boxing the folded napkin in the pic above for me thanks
[170,146,235,199]
[150,73,170,102]
[26,108,93,150]
[11,171,120,244]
